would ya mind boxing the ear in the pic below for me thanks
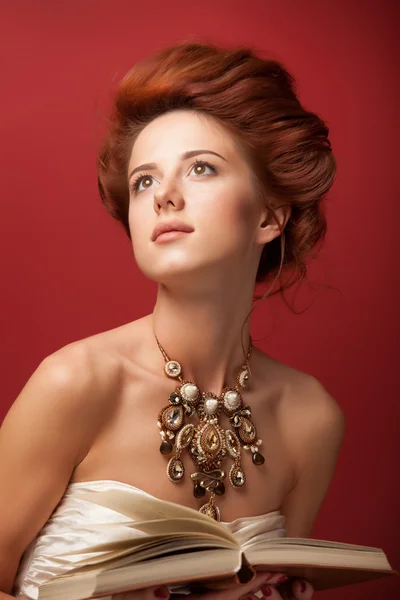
[256,202,291,246]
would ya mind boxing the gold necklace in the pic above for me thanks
[155,334,265,522]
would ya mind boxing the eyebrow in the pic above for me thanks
[128,149,227,182]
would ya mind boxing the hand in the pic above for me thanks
[169,572,314,600]
[111,585,170,599]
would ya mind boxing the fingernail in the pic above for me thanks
[277,575,289,584]
[300,580,307,593]
[154,588,169,599]
[261,585,273,597]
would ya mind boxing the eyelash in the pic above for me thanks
[130,159,217,194]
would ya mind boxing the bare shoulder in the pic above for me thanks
[254,349,346,536]
[0,325,133,590]
[255,348,346,474]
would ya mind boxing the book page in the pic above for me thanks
[38,548,243,599]
[78,489,237,544]
[243,544,396,591]
[246,537,385,552]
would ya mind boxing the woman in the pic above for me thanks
[0,41,346,600]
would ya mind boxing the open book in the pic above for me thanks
[38,489,398,600]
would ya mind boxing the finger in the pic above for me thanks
[113,586,170,599]
[260,584,290,599]
[262,573,288,586]
[189,572,272,599]
[291,579,314,600]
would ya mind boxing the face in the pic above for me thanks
[127,109,268,288]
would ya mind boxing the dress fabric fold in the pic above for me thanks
[12,480,287,599]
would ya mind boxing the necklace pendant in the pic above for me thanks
[159,439,173,454]
[229,463,246,487]
[252,450,265,465]
[166,456,185,482]
[161,404,184,431]
[199,494,220,521]
[196,420,226,461]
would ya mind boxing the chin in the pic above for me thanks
[138,255,223,287]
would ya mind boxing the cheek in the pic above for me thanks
[203,190,257,237]
[128,201,149,240]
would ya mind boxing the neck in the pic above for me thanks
[150,282,254,395]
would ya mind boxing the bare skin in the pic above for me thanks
[0,316,341,598]
[0,109,345,599]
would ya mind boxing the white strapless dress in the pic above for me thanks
[12,480,287,599]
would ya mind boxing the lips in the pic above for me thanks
[151,219,194,242]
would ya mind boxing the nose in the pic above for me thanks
[153,181,185,214]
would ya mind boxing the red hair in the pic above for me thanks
[97,40,336,305]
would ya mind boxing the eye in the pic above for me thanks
[130,159,217,195]
[130,172,152,194]
[190,159,217,177]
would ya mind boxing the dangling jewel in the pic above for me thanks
[229,464,246,487]
[198,422,225,458]
[252,451,265,465]
[167,457,185,482]
[214,481,225,496]
[193,482,206,498]
[225,430,241,459]
[199,494,220,521]
[159,439,173,454]
[161,405,184,431]
[176,424,195,450]
[238,417,257,444]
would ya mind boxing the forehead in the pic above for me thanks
[129,109,244,165]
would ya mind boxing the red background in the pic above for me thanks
[0,1,398,598]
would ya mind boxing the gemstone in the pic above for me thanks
[159,439,173,454]
[176,424,195,449]
[167,457,185,482]
[180,383,199,404]
[199,502,220,521]
[225,430,241,459]
[200,424,222,456]
[223,390,241,414]
[229,465,246,487]
[214,481,225,496]
[165,360,181,378]
[169,392,181,404]
[252,451,265,465]
[193,482,206,498]
[205,397,219,415]
[232,415,241,427]
[238,417,256,443]
[162,405,184,431]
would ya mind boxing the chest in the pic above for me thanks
[72,370,295,521]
